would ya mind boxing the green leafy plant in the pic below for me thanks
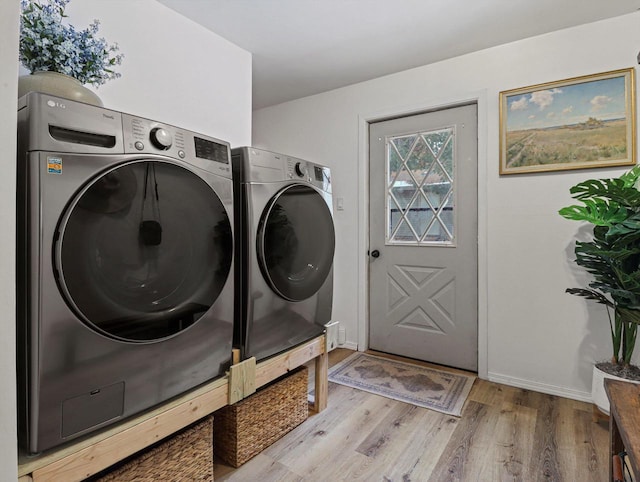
[559,165,640,370]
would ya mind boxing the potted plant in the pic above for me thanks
[18,0,123,106]
[559,165,640,413]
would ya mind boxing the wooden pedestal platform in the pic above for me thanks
[18,335,328,482]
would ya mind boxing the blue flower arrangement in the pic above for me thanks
[19,0,123,87]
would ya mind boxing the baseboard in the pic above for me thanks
[488,372,592,403]
[338,341,358,351]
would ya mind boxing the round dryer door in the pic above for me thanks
[257,184,335,302]
[56,160,233,342]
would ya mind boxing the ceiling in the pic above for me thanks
[158,0,640,110]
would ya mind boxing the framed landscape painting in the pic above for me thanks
[499,68,636,174]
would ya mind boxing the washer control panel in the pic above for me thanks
[123,115,188,159]
[122,114,231,176]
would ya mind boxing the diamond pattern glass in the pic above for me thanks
[386,127,455,245]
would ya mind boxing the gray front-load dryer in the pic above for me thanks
[232,147,334,362]
[16,93,235,453]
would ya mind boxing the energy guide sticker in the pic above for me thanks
[47,157,62,174]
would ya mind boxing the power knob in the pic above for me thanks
[150,127,172,150]
[294,162,307,177]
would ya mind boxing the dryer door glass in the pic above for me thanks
[57,160,232,342]
[258,184,335,301]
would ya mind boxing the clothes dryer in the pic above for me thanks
[16,93,235,453]
[232,147,334,362]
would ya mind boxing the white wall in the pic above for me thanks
[0,4,19,482]
[253,12,640,401]
[8,1,251,478]
[64,0,252,147]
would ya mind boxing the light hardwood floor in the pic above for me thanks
[214,349,608,481]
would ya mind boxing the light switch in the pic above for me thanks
[336,197,344,211]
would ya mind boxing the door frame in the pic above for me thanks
[356,90,489,379]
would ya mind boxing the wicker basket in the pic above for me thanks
[93,415,213,481]
[213,365,308,467]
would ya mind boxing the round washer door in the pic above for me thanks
[56,160,233,342]
[257,184,335,302]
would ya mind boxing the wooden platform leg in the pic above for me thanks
[313,350,328,412]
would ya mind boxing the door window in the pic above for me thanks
[257,184,334,301]
[387,127,455,245]
[57,160,232,342]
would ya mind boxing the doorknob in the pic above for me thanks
[370,249,380,258]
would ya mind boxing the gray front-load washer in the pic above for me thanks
[231,147,334,362]
[16,93,235,453]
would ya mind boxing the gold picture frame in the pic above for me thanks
[499,68,636,175]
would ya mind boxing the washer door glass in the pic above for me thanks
[57,160,232,342]
[257,184,335,301]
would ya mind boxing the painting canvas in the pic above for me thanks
[499,69,635,174]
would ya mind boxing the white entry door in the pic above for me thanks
[368,104,478,371]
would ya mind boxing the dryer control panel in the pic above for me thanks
[285,157,332,194]
[234,147,332,193]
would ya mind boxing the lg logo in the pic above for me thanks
[46,99,66,109]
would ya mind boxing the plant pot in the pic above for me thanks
[591,364,640,414]
[18,71,103,107]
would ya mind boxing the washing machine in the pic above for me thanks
[231,147,334,362]
[16,92,235,453]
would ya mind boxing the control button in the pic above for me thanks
[294,162,307,177]
[150,127,173,150]
[178,150,185,159]
[134,141,144,151]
